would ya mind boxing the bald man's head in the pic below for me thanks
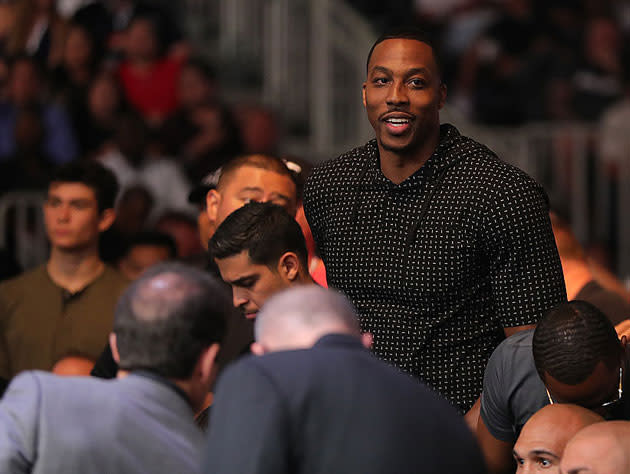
[513,404,602,473]
[561,421,630,474]
[252,286,368,355]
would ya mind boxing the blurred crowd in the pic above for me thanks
[0,0,284,277]
[353,0,630,126]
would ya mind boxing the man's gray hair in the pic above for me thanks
[255,286,361,351]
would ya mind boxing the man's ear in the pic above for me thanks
[277,252,299,282]
[199,343,220,381]
[361,332,374,349]
[206,189,220,223]
[362,82,367,108]
[109,333,120,364]
[98,208,116,232]
[250,342,266,356]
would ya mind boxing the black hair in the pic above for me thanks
[217,153,294,191]
[209,201,308,270]
[114,261,230,378]
[183,57,217,82]
[533,300,622,385]
[123,231,177,259]
[366,26,441,78]
[49,161,119,213]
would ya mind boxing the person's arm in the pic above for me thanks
[0,373,41,472]
[477,414,514,474]
[202,359,290,474]
[476,341,519,474]
[484,176,566,330]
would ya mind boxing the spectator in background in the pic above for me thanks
[6,0,67,68]
[233,103,279,155]
[203,285,486,474]
[80,72,127,157]
[118,13,184,127]
[0,104,53,193]
[572,16,623,121]
[550,211,630,326]
[0,54,78,164]
[561,421,630,474]
[0,262,230,474]
[512,404,603,473]
[99,184,154,264]
[97,111,196,219]
[117,230,176,280]
[0,161,128,387]
[153,211,203,261]
[50,21,105,153]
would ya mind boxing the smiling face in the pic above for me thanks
[206,165,297,228]
[362,38,446,157]
[44,182,114,252]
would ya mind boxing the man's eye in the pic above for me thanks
[373,77,388,85]
[538,458,552,468]
[409,78,426,88]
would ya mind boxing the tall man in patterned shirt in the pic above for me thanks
[303,27,567,412]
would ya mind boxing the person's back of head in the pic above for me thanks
[113,261,229,381]
[533,301,625,417]
[533,300,622,385]
[561,421,630,473]
[252,285,363,354]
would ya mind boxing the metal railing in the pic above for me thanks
[183,0,376,161]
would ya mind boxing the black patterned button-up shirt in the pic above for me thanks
[304,124,567,411]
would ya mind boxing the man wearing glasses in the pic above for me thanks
[476,300,630,474]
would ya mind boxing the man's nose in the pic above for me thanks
[232,288,248,309]
[386,81,409,106]
[57,204,71,221]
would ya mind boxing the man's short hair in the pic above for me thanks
[123,231,177,259]
[533,300,622,385]
[49,161,119,213]
[209,201,308,269]
[113,262,230,378]
[216,154,295,191]
[366,26,441,77]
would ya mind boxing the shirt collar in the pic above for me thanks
[131,370,194,409]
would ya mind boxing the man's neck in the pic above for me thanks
[378,128,441,184]
[47,247,105,293]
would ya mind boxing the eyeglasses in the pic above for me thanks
[545,366,623,410]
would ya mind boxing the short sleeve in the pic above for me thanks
[480,340,518,443]
[483,175,566,328]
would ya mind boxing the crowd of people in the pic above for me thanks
[0,1,630,473]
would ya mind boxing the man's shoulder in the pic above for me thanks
[0,265,49,300]
[447,129,542,193]
[491,329,535,362]
[309,140,377,183]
